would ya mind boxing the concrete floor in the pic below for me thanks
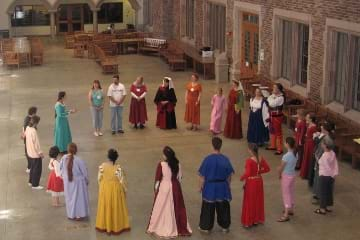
[0,39,359,240]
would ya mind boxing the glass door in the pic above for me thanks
[57,4,84,34]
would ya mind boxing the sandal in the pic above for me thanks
[282,210,294,216]
[277,216,290,222]
[314,209,326,215]
[325,208,332,213]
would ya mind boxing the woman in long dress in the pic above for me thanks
[300,113,317,179]
[154,77,177,129]
[60,143,90,220]
[240,143,270,228]
[129,76,148,129]
[96,149,130,235]
[184,73,202,131]
[147,146,192,238]
[54,91,76,153]
[247,88,269,146]
[224,80,244,139]
[209,87,226,135]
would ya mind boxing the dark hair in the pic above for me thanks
[307,112,316,123]
[92,80,102,90]
[276,83,285,95]
[248,143,259,164]
[322,121,335,133]
[164,78,170,83]
[108,149,119,165]
[192,73,199,80]
[233,80,240,86]
[286,137,296,149]
[212,137,223,151]
[29,115,40,127]
[28,106,37,116]
[57,91,66,101]
[49,146,60,158]
[67,143,78,182]
[163,146,179,175]
[113,75,119,80]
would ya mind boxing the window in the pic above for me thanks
[277,19,309,86]
[98,3,123,24]
[12,5,50,26]
[331,32,360,110]
[185,0,195,39]
[207,2,226,52]
[84,4,93,24]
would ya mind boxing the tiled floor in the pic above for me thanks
[0,39,359,240]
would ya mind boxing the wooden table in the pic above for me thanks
[112,38,144,54]
[180,42,215,80]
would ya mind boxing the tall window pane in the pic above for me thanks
[334,32,348,103]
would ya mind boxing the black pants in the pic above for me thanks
[319,176,334,209]
[28,157,42,187]
[24,142,31,170]
[199,200,231,230]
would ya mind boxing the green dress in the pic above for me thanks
[54,102,72,152]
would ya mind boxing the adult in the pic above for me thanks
[300,113,317,179]
[22,106,37,173]
[96,149,130,235]
[198,137,234,233]
[54,91,76,153]
[60,143,90,220]
[154,77,177,129]
[224,80,244,139]
[147,146,192,238]
[107,75,127,135]
[240,143,270,228]
[25,115,44,189]
[266,83,285,155]
[247,88,269,146]
[209,87,226,135]
[88,80,104,136]
[184,73,202,131]
[129,76,148,129]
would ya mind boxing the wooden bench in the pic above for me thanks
[168,58,186,71]
[94,44,118,74]
[65,34,75,49]
[139,38,167,55]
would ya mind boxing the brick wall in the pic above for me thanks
[151,0,360,103]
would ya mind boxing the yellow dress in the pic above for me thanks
[95,163,130,235]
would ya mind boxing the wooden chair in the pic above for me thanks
[73,43,85,58]
[65,35,75,49]
[4,51,19,68]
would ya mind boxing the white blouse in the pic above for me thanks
[250,98,269,127]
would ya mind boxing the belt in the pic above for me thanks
[248,176,261,179]
[207,179,227,183]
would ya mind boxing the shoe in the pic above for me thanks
[98,132,103,136]
[26,168,30,173]
[28,183,32,187]
[134,125,138,129]
[112,131,116,135]
[197,226,210,233]
[139,124,145,129]
[94,132,99,137]
[222,228,229,233]
[275,151,283,155]
[265,147,276,151]
[32,186,44,190]
[118,130,124,134]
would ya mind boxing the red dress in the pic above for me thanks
[294,119,307,168]
[129,84,148,125]
[300,124,317,179]
[184,83,202,125]
[224,89,243,139]
[47,160,64,194]
[240,157,270,227]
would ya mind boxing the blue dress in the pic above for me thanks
[247,98,269,145]
[60,155,90,219]
[198,154,234,202]
[54,102,72,152]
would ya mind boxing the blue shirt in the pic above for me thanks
[198,153,234,202]
[282,151,297,176]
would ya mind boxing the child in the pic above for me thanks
[21,106,37,173]
[294,109,306,170]
[209,87,226,135]
[46,146,64,206]
[277,137,297,222]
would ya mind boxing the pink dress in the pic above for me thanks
[147,162,192,238]
[210,94,226,134]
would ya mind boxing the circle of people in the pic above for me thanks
[21,73,339,237]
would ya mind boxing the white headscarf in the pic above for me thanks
[163,77,175,89]
[233,80,243,91]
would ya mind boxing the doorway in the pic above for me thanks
[57,4,84,34]
[240,12,259,78]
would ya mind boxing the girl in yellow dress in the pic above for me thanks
[96,149,130,235]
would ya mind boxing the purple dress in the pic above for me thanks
[60,155,90,219]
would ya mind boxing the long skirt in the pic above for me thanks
[224,110,242,139]
[300,139,315,179]
[247,110,269,145]
[129,98,148,125]
[241,178,265,227]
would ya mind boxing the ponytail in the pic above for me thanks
[67,143,77,182]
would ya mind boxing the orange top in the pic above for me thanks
[186,82,202,102]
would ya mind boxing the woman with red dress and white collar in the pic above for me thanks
[266,83,285,155]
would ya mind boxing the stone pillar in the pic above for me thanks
[49,10,56,39]
[8,13,13,37]
[92,9,99,33]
